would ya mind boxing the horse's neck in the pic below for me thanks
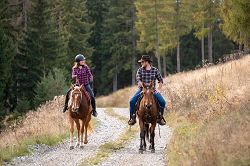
[80,90,90,106]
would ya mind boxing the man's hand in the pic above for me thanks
[138,81,143,87]
[156,88,161,93]
[156,82,163,93]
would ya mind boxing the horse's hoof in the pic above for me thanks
[149,145,152,150]
[75,143,80,148]
[151,149,155,153]
[139,149,143,154]
[70,146,74,150]
[143,146,147,151]
[80,145,84,149]
[84,140,88,144]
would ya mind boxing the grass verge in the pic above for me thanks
[80,108,138,166]
[0,133,68,164]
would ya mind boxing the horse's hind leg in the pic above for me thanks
[84,115,91,144]
[143,124,149,151]
[74,119,80,148]
[149,123,156,153]
[139,120,144,154]
[80,120,84,148]
[69,117,74,150]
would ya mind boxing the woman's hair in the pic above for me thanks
[72,62,80,69]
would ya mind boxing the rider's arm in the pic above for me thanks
[158,82,163,91]
[85,65,93,82]
[72,68,77,79]
[156,69,163,91]
[136,68,143,87]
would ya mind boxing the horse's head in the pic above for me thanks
[70,84,83,113]
[141,81,154,110]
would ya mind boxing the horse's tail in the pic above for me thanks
[144,123,149,142]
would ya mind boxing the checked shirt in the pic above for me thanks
[136,66,163,88]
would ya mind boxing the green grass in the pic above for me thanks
[0,133,68,164]
[80,108,138,166]
[83,126,137,165]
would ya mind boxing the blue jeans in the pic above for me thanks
[129,88,166,118]
[84,84,94,97]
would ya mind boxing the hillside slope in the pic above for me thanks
[97,55,250,165]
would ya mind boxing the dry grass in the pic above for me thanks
[96,87,136,107]
[163,56,250,166]
[0,95,94,163]
[97,55,250,165]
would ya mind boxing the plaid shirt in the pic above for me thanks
[72,65,93,86]
[136,66,163,88]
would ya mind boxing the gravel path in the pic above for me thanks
[5,108,126,166]
[99,108,172,166]
[5,108,172,166]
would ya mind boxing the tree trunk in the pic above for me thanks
[131,1,136,86]
[201,36,205,65]
[23,0,27,30]
[208,24,213,63]
[244,37,250,52]
[163,54,167,77]
[156,51,161,72]
[176,0,180,72]
[113,69,117,92]
[154,0,161,73]
[177,41,180,72]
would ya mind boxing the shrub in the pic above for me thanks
[34,68,68,106]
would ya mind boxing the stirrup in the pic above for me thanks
[128,118,136,125]
[92,109,98,117]
[62,106,68,113]
[128,114,136,125]
[157,117,166,126]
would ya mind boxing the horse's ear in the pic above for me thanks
[71,84,74,90]
[142,82,146,88]
[80,84,84,90]
[150,80,153,88]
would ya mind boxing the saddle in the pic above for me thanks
[134,93,161,115]
[83,90,91,105]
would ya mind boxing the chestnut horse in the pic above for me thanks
[138,81,158,154]
[68,85,92,149]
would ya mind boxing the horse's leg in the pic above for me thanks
[143,123,149,151]
[74,119,80,148]
[149,123,156,153]
[69,117,74,150]
[84,114,91,144]
[139,119,144,154]
[80,119,84,148]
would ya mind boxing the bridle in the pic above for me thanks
[142,86,154,110]
[71,88,82,113]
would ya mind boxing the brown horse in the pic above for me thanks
[137,81,158,154]
[68,84,92,149]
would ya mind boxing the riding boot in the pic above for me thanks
[128,114,136,125]
[91,97,98,117]
[157,112,166,126]
[62,89,71,113]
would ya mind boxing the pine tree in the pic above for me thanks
[0,0,20,115]
[13,0,60,106]
[101,0,135,92]
[192,0,221,64]
[59,0,94,70]
[221,0,250,51]
[0,28,15,116]
[136,0,192,72]
[86,0,110,94]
